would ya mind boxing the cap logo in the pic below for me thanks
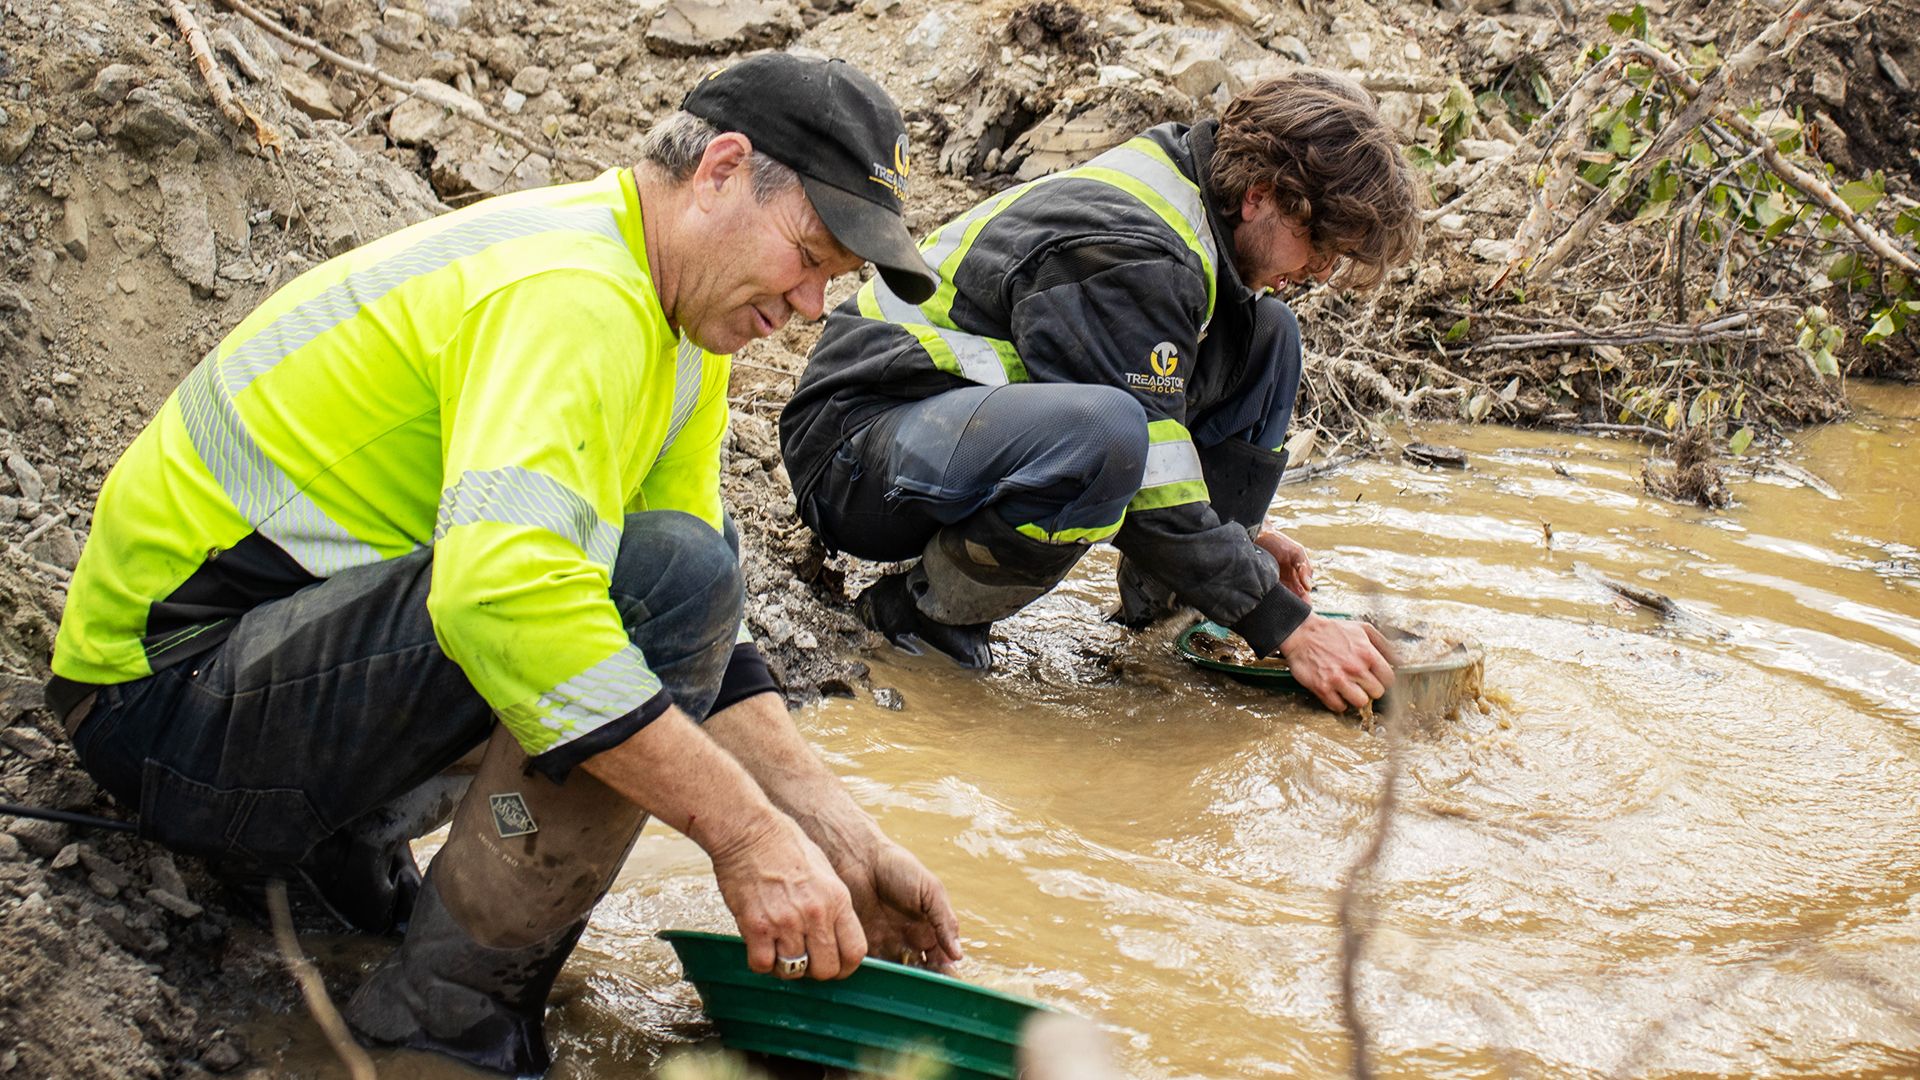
[869,133,911,201]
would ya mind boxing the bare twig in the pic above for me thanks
[166,0,282,154]
[266,880,378,1080]
[1336,634,1408,1080]
[216,0,611,172]
[1470,311,1762,352]
[1527,0,1821,281]
[1560,422,1673,441]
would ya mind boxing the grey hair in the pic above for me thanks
[638,110,803,203]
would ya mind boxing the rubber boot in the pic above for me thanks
[858,511,1087,669]
[346,726,648,1076]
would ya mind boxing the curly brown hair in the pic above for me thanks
[1210,70,1421,290]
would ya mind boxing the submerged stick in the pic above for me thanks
[266,880,378,1080]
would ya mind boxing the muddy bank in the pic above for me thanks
[1,0,1915,1074]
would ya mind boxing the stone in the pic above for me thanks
[1469,237,1513,262]
[32,397,57,422]
[528,90,571,115]
[0,724,54,762]
[113,222,157,257]
[1341,31,1374,67]
[645,0,803,58]
[424,0,472,28]
[88,872,120,899]
[1169,54,1229,99]
[201,1038,244,1072]
[0,833,19,860]
[115,88,207,152]
[510,64,551,96]
[566,61,597,82]
[872,687,904,710]
[501,89,527,115]
[91,63,140,104]
[157,168,218,293]
[376,7,427,49]
[903,9,951,63]
[279,64,342,121]
[1098,65,1143,85]
[9,818,67,858]
[7,452,44,502]
[51,843,81,871]
[1271,34,1310,63]
[56,197,88,260]
[428,126,552,197]
[31,249,56,284]
[1457,138,1513,162]
[76,846,132,888]
[0,496,15,521]
[387,94,453,145]
[26,525,81,569]
[149,854,189,897]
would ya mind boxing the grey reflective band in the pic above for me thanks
[658,335,704,459]
[533,644,664,739]
[1088,142,1219,287]
[435,465,621,567]
[216,207,625,395]
[176,357,383,576]
[1140,437,1205,489]
[869,279,1012,386]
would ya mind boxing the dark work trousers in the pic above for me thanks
[67,510,742,869]
[802,382,1153,562]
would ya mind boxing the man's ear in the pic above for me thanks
[690,132,753,210]
[1239,182,1274,225]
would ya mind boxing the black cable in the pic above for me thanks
[0,801,138,834]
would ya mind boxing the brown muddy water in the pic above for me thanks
[257,384,1920,1079]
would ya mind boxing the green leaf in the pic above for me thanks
[1607,3,1649,39]
[1530,70,1555,108]
[1813,350,1839,376]
[1664,400,1682,429]
[1608,120,1633,156]
[1729,427,1753,456]
[1444,316,1472,342]
[1836,178,1885,214]
[1687,395,1706,427]
[1687,140,1715,169]
[1864,310,1899,345]
[1897,207,1920,238]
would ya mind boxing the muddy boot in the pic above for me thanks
[346,726,648,1076]
[1109,555,1181,629]
[859,511,1087,670]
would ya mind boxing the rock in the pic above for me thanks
[52,843,82,871]
[1880,49,1913,93]
[1169,54,1229,99]
[26,524,82,569]
[32,397,57,422]
[1435,212,1470,237]
[388,93,454,145]
[1469,237,1513,262]
[0,495,15,521]
[89,872,121,898]
[1098,65,1143,85]
[76,846,132,888]
[113,222,157,257]
[1271,34,1310,63]
[428,126,552,197]
[1403,442,1469,468]
[157,169,218,293]
[72,120,98,141]
[7,452,44,502]
[903,9,951,63]
[0,832,19,860]
[1341,31,1374,67]
[510,64,551,96]
[211,29,268,83]
[150,888,204,920]
[114,88,207,152]
[501,89,527,115]
[91,63,140,104]
[872,687,904,710]
[279,64,343,121]
[566,61,597,82]
[31,249,56,284]
[1457,138,1513,162]
[424,0,472,28]
[644,0,803,58]
[376,7,427,49]
[9,818,67,858]
[201,1037,244,1073]
[0,106,36,164]
[56,197,88,260]
[0,723,55,762]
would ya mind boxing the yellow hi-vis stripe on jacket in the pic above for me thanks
[51,168,732,760]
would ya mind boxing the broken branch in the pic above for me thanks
[1470,311,1762,352]
[266,880,377,1080]
[166,0,282,155]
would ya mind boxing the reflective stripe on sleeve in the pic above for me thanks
[1129,419,1209,512]
[435,465,621,567]
[503,644,665,750]
[657,335,705,457]
[1014,519,1124,544]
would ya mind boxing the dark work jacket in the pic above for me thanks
[780,120,1311,653]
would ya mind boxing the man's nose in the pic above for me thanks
[788,273,828,321]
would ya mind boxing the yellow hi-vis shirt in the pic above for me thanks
[51,168,732,762]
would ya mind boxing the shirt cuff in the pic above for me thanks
[1231,584,1313,657]
[709,641,779,717]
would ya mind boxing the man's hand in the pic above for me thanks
[1252,527,1312,600]
[833,839,964,973]
[1278,614,1396,712]
[707,811,868,980]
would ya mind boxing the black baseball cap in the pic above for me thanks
[684,54,939,305]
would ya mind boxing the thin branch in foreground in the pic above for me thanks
[216,0,611,172]
[1337,616,1410,1080]
[166,0,282,154]
[266,880,378,1080]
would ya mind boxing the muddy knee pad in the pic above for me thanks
[609,510,743,718]
[917,511,1090,625]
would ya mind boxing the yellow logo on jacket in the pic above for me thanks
[1126,341,1186,394]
